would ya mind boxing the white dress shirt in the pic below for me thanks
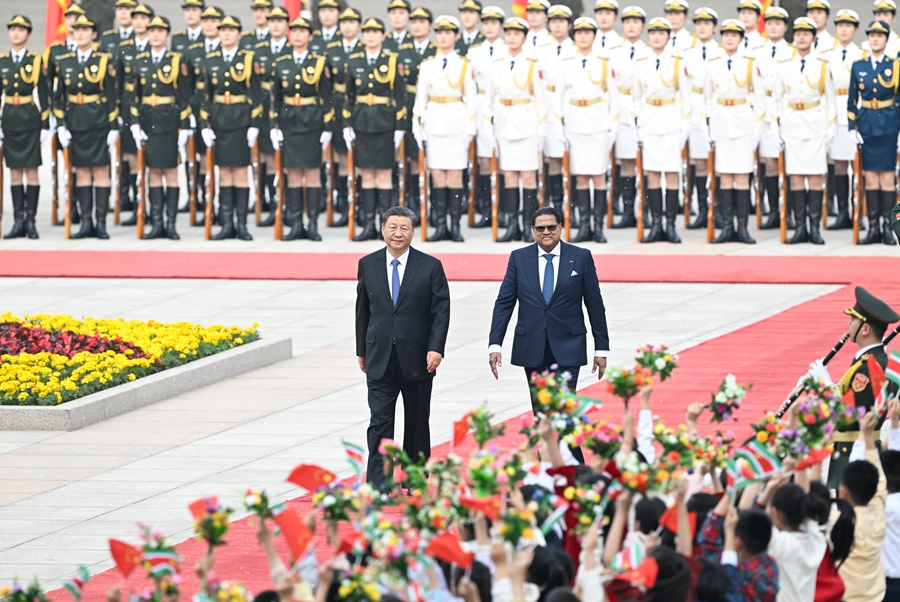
[76,48,93,63]
[256,27,269,41]
[321,26,337,42]
[9,49,25,63]
[150,47,166,63]
[365,49,380,64]
[386,249,410,299]
[119,26,134,39]
[221,47,236,63]
[413,39,429,55]
[134,36,148,53]
[204,38,220,54]
[871,54,885,71]
[344,38,359,54]
[463,29,479,45]
[187,25,202,43]
[293,50,308,64]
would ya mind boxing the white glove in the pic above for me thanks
[773,129,785,151]
[320,130,332,150]
[807,359,834,386]
[190,114,197,129]
[50,114,58,132]
[246,127,259,148]
[751,133,760,150]
[850,129,864,146]
[343,126,355,148]
[107,130,119,149]
[178,129,193,150]
[393,130,405,149]
[270,127,284,149]
[705,128,714,146]
[40,129,50,146]
[0,129,4,141]
[117,116,124,127]
[633,127,642,146]
[130,124,148,146]
[413,128,425,150]
[826,135,834,152]
[57,125,72,148]
[607,133,616,152]
[896,132,900,152]
[491,136,500,153]
[539,136,547,155]
[558,132,569,151]
[202,127,216,147]
[679,129,690,147]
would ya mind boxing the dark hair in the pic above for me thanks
[531,206,563,226]
[635,497,665,534]
[528,546,574,602]
[881,449,900,494]
[869,321,887,340]
[807,482,833,525]
[734,509,772,555]
[842,459,880,506]
[687,493,720,546]
[809,482,855,567]
[545,588,580,602]
[771,483,829,531]
[647,547,691,602]
[695,557,732,602]
[451,560,492,602]
[253,592,278,602]
[382,206,417,225]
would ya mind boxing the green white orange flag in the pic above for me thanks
[63,567,90,600]
[341,438,365,483]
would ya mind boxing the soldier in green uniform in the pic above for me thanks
[1,15,50,240]
[241,0,273,50]
[310,0,342,55]
[385,0,412,52]
[198,15,265,240]
[805,286,899,487]
[100,0,138,55]
[270,15,335,241]
[53,14,120,239]
[456,0,485,55]
[327,7,363,228]
[343,17,407,241]
[171,0,205,55]
[126,15,193,239]
[253,5,293,227]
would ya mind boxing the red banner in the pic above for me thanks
[45,0,69,49]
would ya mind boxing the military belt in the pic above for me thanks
[406,85,417,94]
[333,83,347,93]
[499,98,532,106]
[67,93,101,105]
[833,429,880,443]
[765,90,773,97]
[546,85,556,92]
[428,95,463,103]
[356,94,392,106]
[4,94,33,106]
[863,98,894,110]
[691,86,704,94]
[570,97,606,107]
[835,87,849,96]
[141,94,176,107]
[213,93,248,105]
[788,100,820,111]
[618,86,632,94]
[645,98,675,107]
[716,98,748,107]
[285,95,319,106]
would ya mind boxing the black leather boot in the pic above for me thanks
[449,188,465,242]
[760,176,781,229]
[613,177,636,228]
[234,187,253,240]
[785,178,797,230]
[427,188,449,242]
[785,190,809,244]
[70,186,95,239]
[522,189,538,243]
[827,175,852,230]
[142,186,165,239]
[407,178,420,226]
[57,187,81,226]
[735,188,756,244]
[497,188,521,242]
[827,163,838,216]
[858,189,881,244]
[593,189,607,243]
[119,161,134,213]
[548,174,562,208]
[714,191,724,229]
[330,177,349,227]
[808,190,825,244]
[664,189,681,243]
[571,189,592,242]
[194,177,206,227]
[612,165,622,215]
[121,172,139,226]
[212,186,236,240]
[3,184,26,238]
[686,164,696,215]
[352,189,378,241]
[306,188,322,241]
[164,187,180,239]
[258,174,277,227]
[376,189,392,233]
[641,188,664,243]
[474,175,492,228]
[687,175,708,229]
[94,187,110,239]
[24,186,39,239]
[882,190,897,245]
[282,188,305,240]
[711,189,735,244]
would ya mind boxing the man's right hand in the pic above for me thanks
[489,352,502,380]
[357,356,366,374]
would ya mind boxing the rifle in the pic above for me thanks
[51,136,58,225]
[398,139,406,207]
[755,150,762,228]
[467,139,476,227]
[822,166,829,229]
[537,150,545,208]
[204,129,215,240]
[419,147,427,241]
[853,145,862,244]
[136,141,146,239]
[607,147,615,228]
[63,144,72,239]
[775,333,850,419]
[267,86,285,240]
[253,140,261,225]
[188,133,197,226]
[347,143,356,240]
[562,150,571,241]
[706,145,715,243]
[490,149,499,242]
[778,150,787,243]
[682,142,689,227]
[113,136,121,225]
[636,140,645,243]
[0,142,3,231]
[324,141,334,225]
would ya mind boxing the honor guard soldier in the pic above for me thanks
[100,0,137,55]
[171,0,206,55]
[126,15,192,239]
[456,0,484,55]
[823,9,863,231]
[198,14,265,241]
[342,17,407,241]
[806,286,898,488]
[705,19,764,244]
[609,5,646,229]
[773,17,836,245]
[539,5,574,212]
[808,0,839,53]
[593,0,623,54]
[385,0,411,52]
[556,17,618,243]
[45,4,86,81]
[862,1,900,57]
[467,5,506,228]
[1,15,50,240]
[53,14,120,239]
[526,0,553,50]
[632,17,691,243]
[737,0,765,53]
[412,15,477,242]
[682,7,720,230]
[849,20,900,246]
[325,7,362,228]
[115,3,154,227]
[665,0,699,53]
[270,15,335,241]
[310,0,342,55]
[242,0,273,50]
[253,5,292,227]
[487,17,549,243]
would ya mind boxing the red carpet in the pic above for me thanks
[0,250,896,285]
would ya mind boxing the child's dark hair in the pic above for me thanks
[881,449,900,494]
[635,497,665,534]
[545,588,580,602]
[734,509,772,555]
[451,560,492,602]
[695,557,732,602]
[688,493,720,545]
[647,547,691,602]
[809,481,855,567]
[528,546,574,602]
[841,459,880,506]
[771,483,829,531]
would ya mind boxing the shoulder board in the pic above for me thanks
[349,51,365,59]
[241,31,255,37]
[60,51,76,59]
[189,42,204,50]
[173,29,186,36]
[313,29,322,36]
[778,56,793,63]
[51,41,64,48]
[527,57,538,62]
[274,54,291,63]
[0,53,8,59]
[382,49,397,56]
[327,40,342,48]
[745,56,754,64]
[635,56,649,62]
[708,56,721,61]
[468,41,483,49]
[398,42,414,50]
[608,42,624,50]
[421,55,436,63]
[239,49,253,58]
[561,56,574,61]
[862,50,870,60]
[120,39,134,46]
[428,43,436,48]
[818,57,828,63]
[96,50,111,57]
[207,50,221,58]
[255,41,268,48]
[103,28,117,36]
[136,51,150,59]
[492,55,505,62]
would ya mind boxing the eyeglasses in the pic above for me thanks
[533,224,559,233]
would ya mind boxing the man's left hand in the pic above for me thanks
[426,351,442,372]
[592,356,607,380]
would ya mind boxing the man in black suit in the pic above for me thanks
[488,207,610,461]
[356,206,451,486]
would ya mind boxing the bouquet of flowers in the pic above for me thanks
[775,427,809,458]
[468,447,501,497]
[379,438,420,489]
[312,483,358,523]
[690,430,735,469]
[750,412,783,447]
[193,501,232,548]
[562,483,610,534]
[0,580,49,602]
[499,451,528,488]
[653,422,695,470]
[338,567,382,602]
[242,488,283,521]
[530,369,598,437]
[139,524,181,578]
[795,395,835,449]
[467,404,506,449]
[615,451,655,495]
[497,507,536,545]
[565,420,623,460]
[194,581,251,602]
[833,402,866,431]
[707,374,751,423]
[405,493,454,535]
[604,363,652,407]
[367,516,420,584]
[635,344,678,382]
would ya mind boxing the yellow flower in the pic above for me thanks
[537,390,552,406]
[756,431,768,443]
[522,528,534,539]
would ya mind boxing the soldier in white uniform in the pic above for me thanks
[594,0,624,54]
[665,0,699,53]
[526,0,552,50]
[413,16,478,243]
[823,9,863,230]
[705,19,764,244]
[610,5,647,229]
[556,17,618,242]
[486,17,549,242]
[808,0,839,53]
[773,17,836,245]
[633,17,691,243]
[682,7,720,229]
[862,0,900,57]
[737,0,766,53]
[468,5,506,229]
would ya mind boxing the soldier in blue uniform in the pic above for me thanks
[849,20,900,245]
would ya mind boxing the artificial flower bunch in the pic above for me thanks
[467,447,502,497]
[366,516,420,584]
[312,483,358,523]
[751,412,783,447]
[604,363,652,406]
[192,501,233,548]
[193,580,251,602]
[405,492,454,535]
[497,507,536,545]
[338,567,382,602]
[794,395,835,449]
[775,427,809,458]
[635,344,678,382]
[564,420,623,460]
[241,488,283,521]
[562,482,610,534]
[707,374,751,423]
[652,422,696,471]
[467,404,506,449]
[615,450,659,495]
[0,580,48,602]
[689,430,735,469]
[139,524,181,578]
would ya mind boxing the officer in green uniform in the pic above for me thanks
[126,15,193,240]
[53,14,120,239]
[171,0,205,55]
[310,0,342,56]
[241,0,273,50]
[270,15,335,241]
[327,7,363,228]
[806,286,900,487]
[253,5,293,227]
[199,14,265,240]
[100,0,138,55]
[456,0,485,55]
[1,15,50,240]
[343,17,407,241]
[385,0,412,52]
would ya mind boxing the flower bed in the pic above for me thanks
[0,313,259,406]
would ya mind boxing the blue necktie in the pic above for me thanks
[542,254,554,305]
[391,259,401,307]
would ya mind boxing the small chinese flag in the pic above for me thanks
[336,529,363,555]
[426,532,475,568]
[273,507,314,559]
[795,445,834,471]
[460,495,502,521]
[868,355,888,415]
[108,539,143,577]
[613,556,659,589]
[658,503,697,539]
[453,414,470,448]
[287,464,338,491]
[188,496,218,519]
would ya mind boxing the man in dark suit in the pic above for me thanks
[489,207,610,460]
[356,206,451,486]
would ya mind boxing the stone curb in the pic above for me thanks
[0,337,293,431]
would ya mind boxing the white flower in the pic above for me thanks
[654,358,667,370]
[321,494,337,507]
[714,392,727,403]
[724,374,737,387]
